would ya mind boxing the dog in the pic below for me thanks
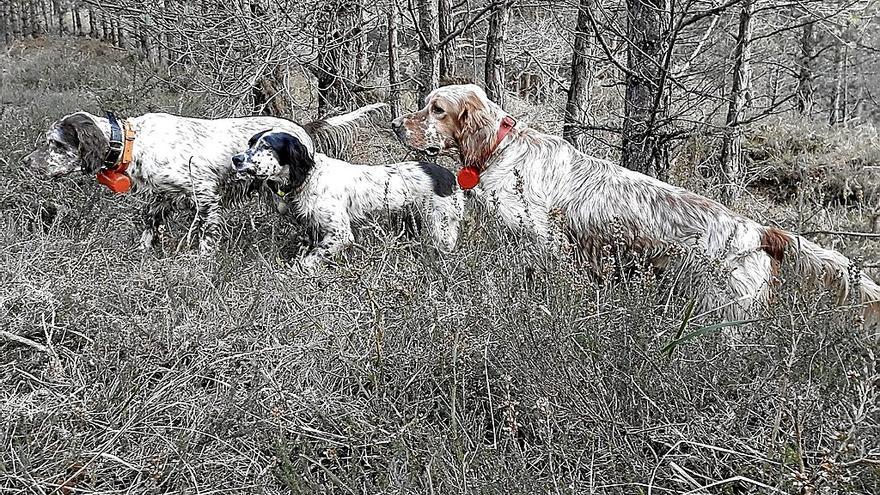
[24,104,386,253]
[391,84,880,321]
[232,129,463,268]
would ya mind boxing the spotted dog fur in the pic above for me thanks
[392,84,880,322]
[232,130,463,269]
[25,104,385,253]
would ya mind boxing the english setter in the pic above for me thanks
[232,129,462,268]
[391,84,880,321]
[24,104,385,253]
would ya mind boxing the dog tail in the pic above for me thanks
[303,103,388,157]
[762,227,880,325]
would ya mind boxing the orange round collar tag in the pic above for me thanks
[97,169,132,194]
[457,166,480,190]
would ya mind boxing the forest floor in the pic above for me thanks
[1,38,878,494]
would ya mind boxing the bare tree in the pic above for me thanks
[796,20,815,115]
[563,0,593,151]
[719,0,756,205]
[416,0,440,102]
[621,0,668,179]
[484,0,511,107]
[387,0,402,118]
[438,0,455,79]
[829,41,846,125]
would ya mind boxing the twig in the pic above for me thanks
[0,330,50,353]
[800,230,880,239]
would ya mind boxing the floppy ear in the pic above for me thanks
[457,92,495,168]
[267,132,315,190]
[60,113,109,174]
[248,129,269,148]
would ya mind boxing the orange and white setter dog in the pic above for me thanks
[391,84,880,322]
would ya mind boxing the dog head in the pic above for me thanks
[25,112,109,177]
[233,130,314,191]
[390,84,502,167]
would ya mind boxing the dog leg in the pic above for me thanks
[195,191,223,254]
[140,196,174,251]
[300,214,354,269]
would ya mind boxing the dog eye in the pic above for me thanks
[431,104,445,115]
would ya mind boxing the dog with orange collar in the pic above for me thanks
[25,105,386,253]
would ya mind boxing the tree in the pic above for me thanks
[416,0,440,103]
[563,0,593,151]
[484,0,511,107]
[795,21,815,115]
[719,0,756,205]
[438,0,455,79]
[387,0,402,118]
[621,0,669,180]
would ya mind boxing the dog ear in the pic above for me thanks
[59,113,109,174]
[248,129,269,148]
[267,132,314,190]
[457,92,495,168]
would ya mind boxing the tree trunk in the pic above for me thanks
[387,0,401,119]
[312,0,360,116]
[484,1,510,107]
[621,0,668,180]
[719,0,755,205]
[11,0,22,41]
[438,0,455,80]
[20,0,30,38]
[28,0,41,37]
[89,9,97,38]
[0,1,9,46]
[73,6,82,35]
[252,65,291,117]
[795,21,814,115]
[56,0,66,35]
[563,0,593,151]
[416,0,439,103]
[829,43,845,125]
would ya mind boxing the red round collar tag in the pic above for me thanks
[457,166,480,190]
[97,169,132,194]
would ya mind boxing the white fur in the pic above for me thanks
[394,84,880,322]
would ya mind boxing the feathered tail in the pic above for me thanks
[764,227,880,325]
[303,103,388,157]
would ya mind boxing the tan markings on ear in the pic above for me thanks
[761,227,790,279]
[456,92,495,168]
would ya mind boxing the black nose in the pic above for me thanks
[232,154,244,168]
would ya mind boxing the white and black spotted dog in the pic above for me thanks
[232,129,463,268]
[24,104,385,253]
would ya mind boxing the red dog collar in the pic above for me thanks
[457,115,516,190]
[97,118,136,194]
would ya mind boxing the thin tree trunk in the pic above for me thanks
[621,0,668,180]
[830,42,844,125]
[11,0,22,41]
[438,0,454,80]
[719,0,755,205]
[387,0,401,119]
[74,6,82,35]
[795,21,814,115]
[56,0,66,35]
[416,0,439,103]
[484,1,510,107]
[563,0,593,151]
[20,0,30,38]
[26,0,37,36]
[89,9,97,38]
[0,1,9,46]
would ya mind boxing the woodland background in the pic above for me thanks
[1,0,879,493]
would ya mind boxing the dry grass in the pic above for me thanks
[1,38,878,494]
